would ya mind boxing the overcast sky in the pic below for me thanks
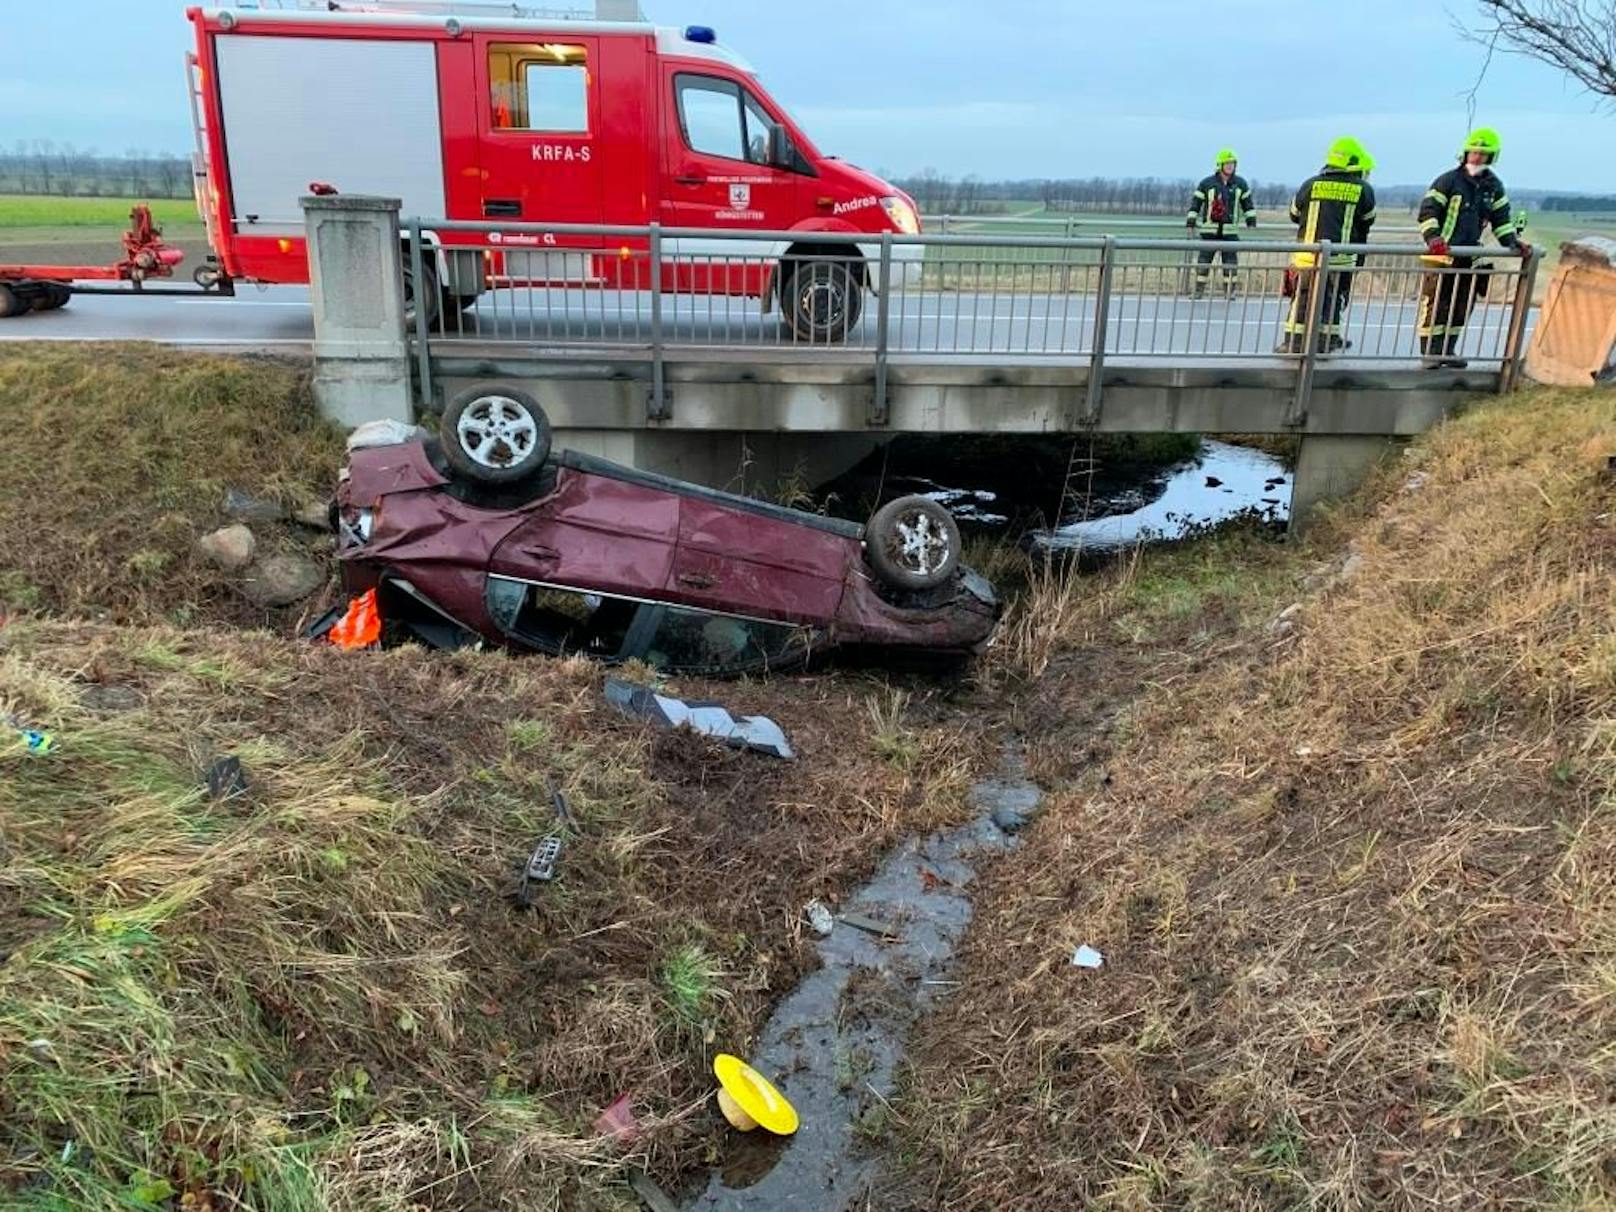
[5,0,1610,191]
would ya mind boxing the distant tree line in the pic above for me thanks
[1540,194,1616,212]
[893,170,1292,216]
[0,143,192,199]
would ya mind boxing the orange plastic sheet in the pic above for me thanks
[328,589,381,650]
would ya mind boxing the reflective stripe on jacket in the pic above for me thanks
[1418,166,1517,248]
[1289,169,1377,265]
[1188,173,1255,231]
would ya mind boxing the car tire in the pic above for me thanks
[439,387,553,485]
[36,283,70,312]
[0,285,26,319]
[783,258,862,343]
[864,495,961,591]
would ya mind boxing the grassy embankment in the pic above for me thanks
[2,341,1611,1208]
[0,344,989,1210]
[888,387,1616,1208]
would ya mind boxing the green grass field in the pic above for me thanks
[0,195,199,229]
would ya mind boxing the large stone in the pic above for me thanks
[197,524,256,572]
[224,489,287,525]
[242,554,326,607]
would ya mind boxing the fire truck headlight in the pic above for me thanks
[880,196,920,235]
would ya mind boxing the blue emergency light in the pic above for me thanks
[684,25,717,43]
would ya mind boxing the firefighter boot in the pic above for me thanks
[1441,335,1468,370]
[1420,335,1446,370]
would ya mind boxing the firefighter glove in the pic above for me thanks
[1425,237,1450,258]
[1246,217,1258,228]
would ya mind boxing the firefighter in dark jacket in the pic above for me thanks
[1187,148,1257,297]
[1416,127,1532,368]
[1276,137,1376,355]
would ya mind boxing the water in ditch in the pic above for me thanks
[821,435,1290,553]
[683,755,1042,1210]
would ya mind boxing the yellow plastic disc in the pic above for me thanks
[713,1054,799,1136]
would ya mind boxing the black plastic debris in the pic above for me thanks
[205,755,249,800]
[604,678,794,760]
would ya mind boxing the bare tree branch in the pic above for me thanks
[1470,0,1616,102]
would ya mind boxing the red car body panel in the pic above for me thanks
[336,438,997,672]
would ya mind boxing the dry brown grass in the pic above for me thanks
[890,388,1616,1209]
[0,615,990,1209]
[0,343,344,627]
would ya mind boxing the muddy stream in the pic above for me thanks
[685,757,1042,1210]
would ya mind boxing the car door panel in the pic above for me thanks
[670,496,846,620]
[490,467,678,595]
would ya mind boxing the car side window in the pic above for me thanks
[636,604,814,673]
[489,42,589,133]
[489,579,636,657]
[676,74,777,167]
[676,75,745,161]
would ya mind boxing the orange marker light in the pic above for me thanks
[277,238,293,254]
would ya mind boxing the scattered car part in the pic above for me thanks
[605,678,794,760]
[5,714,55,756]
[1071,944,1105,969]
[839,912,901,941]
[440,387,552,485]
[205,755,249,800]
[713,1054,800,1136]
[804,899,835,937]
[864,495,961,590]
[594,1094,641,1146]
[514,835,563,906]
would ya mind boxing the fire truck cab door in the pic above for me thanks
[476,35,605,237]
[660,66,800,251]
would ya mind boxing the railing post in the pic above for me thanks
[870,233,893,426]
[1081,235,1115,428]
[1289,241,1330,427]
[1498,247,1539,394]
[407,218,433,414]
[647,222,668,421]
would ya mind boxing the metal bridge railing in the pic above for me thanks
[404,220,1538,423]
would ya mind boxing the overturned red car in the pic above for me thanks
[326,388,999,676]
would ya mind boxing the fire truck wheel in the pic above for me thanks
[864,495,961,591]
[439,387,553,485]
[783,258,862,343]
[0,285,26,319]
[402,258,442,332]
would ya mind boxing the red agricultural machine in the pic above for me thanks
[0,205,197,317]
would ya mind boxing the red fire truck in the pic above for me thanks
[179,0,922,339]
[1,2,923,338]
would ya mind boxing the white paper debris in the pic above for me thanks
[1070,944,1104,969]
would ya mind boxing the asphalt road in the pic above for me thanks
[0,283,1528,366]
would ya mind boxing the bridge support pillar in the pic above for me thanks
[301,194,413,429]
[555,429,882,494]
[1291,434,1400,531]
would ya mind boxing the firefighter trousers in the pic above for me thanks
[1279,266,1353,351]
[1194,233,1239,289]
[1417,260,1484,356]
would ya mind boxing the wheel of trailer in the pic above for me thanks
[783,258,862,343]
[402,257,442,333]
[440,386,552,485]
[864,495,961,591]
[36,283,71,312]
[0,285,26,319]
